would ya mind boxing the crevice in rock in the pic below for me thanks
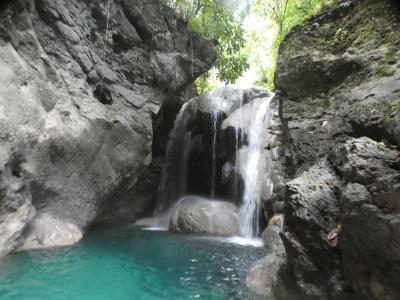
[349,121,397,146]
[93,84,113,105]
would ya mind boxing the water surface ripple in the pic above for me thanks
[0,227,266,300]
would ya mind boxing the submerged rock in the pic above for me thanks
[169,196,239,236]
[246,254,284,298]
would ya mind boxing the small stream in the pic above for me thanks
[0,227,267,300]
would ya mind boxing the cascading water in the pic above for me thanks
[210,111,219,198]
[154,85,274,240]
[234,97,244,202]
[156,102,192,215]
[238,94,274,238]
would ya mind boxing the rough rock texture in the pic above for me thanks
[247,214,286,298]
[0,0,214,256]
[246,254,284,299]
[169,196,239,236]
[282,159,348,299]
[262,214,284,253]
[274,0,400,299]
[331,137,400,300]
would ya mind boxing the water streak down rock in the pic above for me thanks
[156,101,193,213]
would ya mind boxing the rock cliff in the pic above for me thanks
[0,0,215,256]
[274,0,400,299]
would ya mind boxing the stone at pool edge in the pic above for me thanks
[246,214,286,298]
[169,196,240,236]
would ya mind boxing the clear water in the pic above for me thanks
[0,227,266,300]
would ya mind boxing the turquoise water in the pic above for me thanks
[0,227,266,300]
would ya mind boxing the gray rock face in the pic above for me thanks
[282,159,348,300]
[331,137,400,300]
[261,214,284,253]
[169,196,239,236]
[0,0,214,256]
[273,0,400,299]
[247,214,288,298]
[246,254,284,299]
[277,0,400,172]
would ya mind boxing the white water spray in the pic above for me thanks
[156,102,192,213]
[239,94,274,238]
[211,111,219,198]
[234,97,244,202]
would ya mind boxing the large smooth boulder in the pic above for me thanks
[0,0,214,256]
[169,196,239,236]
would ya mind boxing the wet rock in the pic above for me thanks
[20,213,83,250]
[134,217,161,227]
[247,214,286,298]
[169,196,239,236]
[0,0,214,256]
[156,85,274,207]
[246,253,284,298]
[281,159,351,300]
[261,214,284,253]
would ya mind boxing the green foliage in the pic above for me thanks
[165,0,331,92]
[164,0,249,89]
[252,0,329,88]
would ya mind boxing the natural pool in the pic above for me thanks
[0,227,266,300]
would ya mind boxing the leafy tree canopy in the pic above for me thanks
[251,0,329,88]
[164,0,249,91]
[165,0,333,92]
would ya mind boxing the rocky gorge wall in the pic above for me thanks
[0,0,215,256]
[272,0,400,299]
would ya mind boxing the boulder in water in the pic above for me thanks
[246,254,284,298]
[261,214,284,253]
[169,196,239,236]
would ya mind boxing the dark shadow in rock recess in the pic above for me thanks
[93,85,113,105]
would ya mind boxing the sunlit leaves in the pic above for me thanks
[164,0,249,90]
[164,0,330,92]
[252,0,328,88]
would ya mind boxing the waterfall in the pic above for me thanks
[239,94,274,238]
[153,85,274,239]
[210,111,219,198]
[234,97,244,202]
[156,102,192,214]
